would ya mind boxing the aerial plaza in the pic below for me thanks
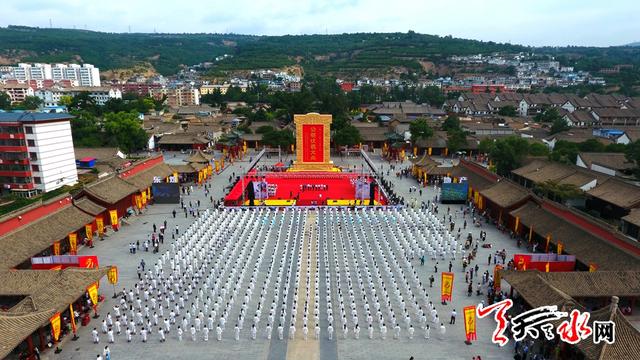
[44,114,639,360]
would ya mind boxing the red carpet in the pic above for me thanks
[225,171,387,206]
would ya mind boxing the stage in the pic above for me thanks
[224,170,387,206]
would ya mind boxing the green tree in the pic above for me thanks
[534,108,562,123]
[71,92,98,113]
[528,142,550,156]
[446,129,468,153]
[549,140,580,164]
[22,96,43,110]
[262,129,294,148]
[478,138,495,154]
[498,105,517,117]
[534,180,582,202]
[69,110,103,147]
[409,118,434,142]
[103,112,148,153]
[256,125,275,134]
[59,95,74,107]
[578,139,606,153]
[441,115,460,132]
[625,140,640,178]
[489,136,530,176]
[333,125,362,147]
[0,92,10,110]
[549,118,571,135]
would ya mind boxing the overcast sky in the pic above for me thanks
[2,0,638,47]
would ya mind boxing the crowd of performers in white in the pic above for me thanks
[92,207,471,346]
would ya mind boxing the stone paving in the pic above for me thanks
[50,151,520,360]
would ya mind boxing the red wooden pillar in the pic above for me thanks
[26,335,35,359]
[38,327,45,350]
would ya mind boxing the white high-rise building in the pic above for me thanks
[5,63,100,86]
[0,113,78,196]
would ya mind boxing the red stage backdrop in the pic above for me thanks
[302,124,324,162]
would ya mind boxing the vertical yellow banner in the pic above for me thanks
[463,306,477,341]
[440,272,454,302]
[109,210,118,228]
[96,217,104,235]
[85,224,93,240]
[69,233,77,254]
[53,241,61,255]
[87,283,99,306]
[50,313,61,341]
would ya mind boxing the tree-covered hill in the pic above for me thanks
[1,26,640,78]
[0,26,526,75]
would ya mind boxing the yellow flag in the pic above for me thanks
[463,306,477,341]
[50,313,61,341]
[69,304,77,334]
[545,262,550,272]
[441,272,454,302]
[96,217,104,235]
[69,233,77,254]
[109,210,118,228]
[87,283,99,306]
[53,241,61,255]
[85,224,93,240]
[107,266,119,285]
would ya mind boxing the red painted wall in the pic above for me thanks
[0,196,73,237]
[119,155,164,179]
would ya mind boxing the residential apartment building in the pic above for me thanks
[34,86,122,106]
[0,113,78,196]
[1,63,101,87]
[0,82,35,104]
[151,87,200,107]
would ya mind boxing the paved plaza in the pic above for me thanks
[51,151,521,360]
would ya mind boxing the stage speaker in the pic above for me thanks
[247,181,255,206]
[369,182,376,206]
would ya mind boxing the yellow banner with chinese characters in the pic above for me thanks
[428,147,432,155]
[107,266,118,285]
[109,210,118,228]
[135,195,142,209]
[215,160,220,172]
[69,233,77,254]
[463,305,477,341]
[96,217,104,235]
[87,283,98,306]
[441,272,454,302]
[85,224,92,241]
[141,190,147,205]
[50,312,61,341]
[514,216,520,233]
[53,241,60,255]
[146,187,151,200]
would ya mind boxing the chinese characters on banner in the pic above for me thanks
[50,312,61,341]
[109,210,118,230]
[87,283,99,307]
[85,224,93,241]
[464,305,477,341]
[302,124,324,162]
[441,272,454,302]
[68,233,77,255]
[477,299,616,346]
[96,217,104,235]
[107,266,118,285]
[135,195,142,209]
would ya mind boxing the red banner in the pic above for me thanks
[302,124,324,162]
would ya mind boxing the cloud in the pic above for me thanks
[1,0,638,46]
